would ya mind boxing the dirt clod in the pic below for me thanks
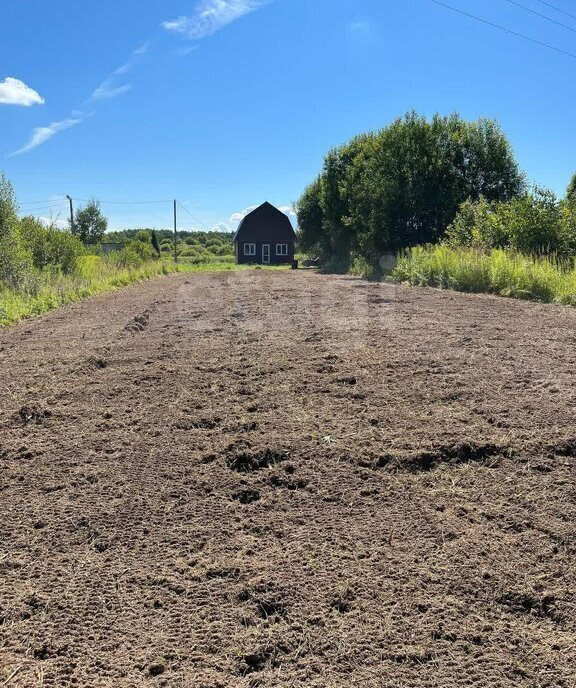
[226,448,288,473]
[233,489,261,504]
[17,406,51,425]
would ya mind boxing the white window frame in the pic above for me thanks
[244,243,256,257]
[276,243,288,257]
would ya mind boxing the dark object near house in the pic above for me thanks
[234,202,296,265]
[99,242,124,255]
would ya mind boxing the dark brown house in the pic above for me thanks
[233,202,296,265]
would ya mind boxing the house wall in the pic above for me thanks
[236,241,295,265]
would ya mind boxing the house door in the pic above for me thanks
[262,244,270,264]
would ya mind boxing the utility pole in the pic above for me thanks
[66,195,74,234]
[173,200,178,264]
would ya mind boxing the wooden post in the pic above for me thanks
[66,195,74,234]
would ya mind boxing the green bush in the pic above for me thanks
[446,197,508,249]
[180,246,199,257]
[135,229,151,243]
[115,239,158,267]
[209,243,232,256]
[0,173,31,289]
[447,188,576,257]
[19,217,84,274]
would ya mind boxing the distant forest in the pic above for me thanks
[105,229,234,244]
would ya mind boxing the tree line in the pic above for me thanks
[296,111,576,271]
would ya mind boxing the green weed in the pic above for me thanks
[392,245,576,306]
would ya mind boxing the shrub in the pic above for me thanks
[0,173,31,289]
[135,229,151,243]
[19,217,84,274]
[180,247,199,257]
[115,239,158,267]
[446,197,508,249]
[209,244,232,256]
[447,188,576,258]
[500,188,563,255]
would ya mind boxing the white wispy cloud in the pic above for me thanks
[10,114,84,156]
[230,205,259,224]
[279,205,297,219]
[113,42,152,76]
[162,0,266,40]
[11,38,147,154]
[349,19,374,36]
[177,45,200,56]
[133,41,151,56]
[36,215,69,230]
[91,41,152,101]
[91,79,133,101]
[229,203,296,227]
[213,221,233,232]
[0,77,44,106]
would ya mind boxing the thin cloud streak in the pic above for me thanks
[10,115,84,156]
[91,79,133,101]
[11,39,147,155]
[9,0,266,156]
[162,0,266,40]
[91,42,150,101]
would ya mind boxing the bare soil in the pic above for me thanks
[1,270,576,687]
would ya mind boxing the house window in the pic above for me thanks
[276,243,288,256]
[244,243,256,256]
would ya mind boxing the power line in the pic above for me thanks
[534,0,576,22]
[19,199,67,206]
[20,204,69,215]
[503,0,576,34]
[176,201,212,231]
[71,197,173,205]
[425,0,576,59]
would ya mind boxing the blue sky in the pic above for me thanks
[2,0,576,231]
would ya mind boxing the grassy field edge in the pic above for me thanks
[391,245,576,306]
[0,260,286,327]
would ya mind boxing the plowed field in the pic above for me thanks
[2,270,576,687]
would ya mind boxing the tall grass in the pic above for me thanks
[392,245,576,306]
[0,256,286,327]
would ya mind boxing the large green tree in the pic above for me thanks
[297,112,525,268]
[74,199,107,244]
[567,172,576,206]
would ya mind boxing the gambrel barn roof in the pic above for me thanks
[233,202,296,242]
